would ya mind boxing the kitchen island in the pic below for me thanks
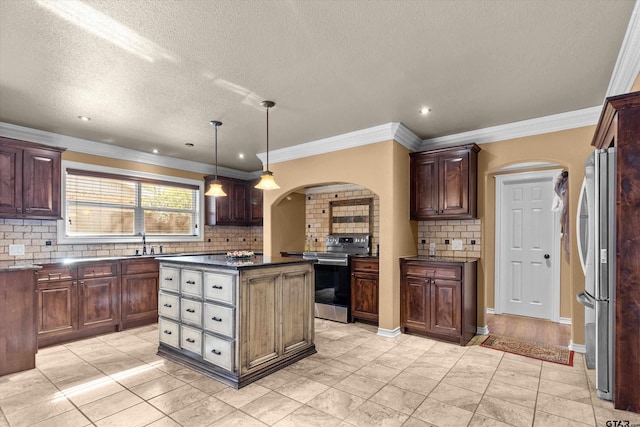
[157,254,316,388]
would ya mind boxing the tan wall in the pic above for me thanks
[478,125,596,345]
[632,72,640,91]
[262,140,417,332]
[272,192,306,253]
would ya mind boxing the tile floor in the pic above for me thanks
[2,320,640,427]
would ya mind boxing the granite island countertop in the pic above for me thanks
[157,254,315,270]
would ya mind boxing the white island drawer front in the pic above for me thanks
[204,333,234,372]
[181,269,203,298]
[159,293,180,320]
[180,325,202,355]
[203,272,235,304]
[181,298,203,326]
[204,303,234,338]
[159,266,180,292]
[159,318,180,348]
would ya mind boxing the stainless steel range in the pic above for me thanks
[303,234,371,323]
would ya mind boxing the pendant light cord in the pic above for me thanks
[265,105,270,172]
[214,123,219,180]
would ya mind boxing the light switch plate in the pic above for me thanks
[452,240,463,250]
[9,244,25,256]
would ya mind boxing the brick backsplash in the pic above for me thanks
[417,219,481,258]
[305,189,379,253]
[0,218,262,262]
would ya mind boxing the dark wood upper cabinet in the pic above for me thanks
[0,137,64,219]
[410,144,480,220]
[591,91,640,412]
[204,175,262,226]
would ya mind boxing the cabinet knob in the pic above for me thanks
[544,253,550,259]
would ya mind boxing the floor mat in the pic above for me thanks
[481,335,574,366]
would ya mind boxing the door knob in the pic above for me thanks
[544,254,550,259]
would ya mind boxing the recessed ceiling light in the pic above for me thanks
[152,149,159,154]
[185,143,194,147]
[77,115,91,121]
[419,107,431,115]
[239,153,245,159]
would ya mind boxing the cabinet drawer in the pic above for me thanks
[203,333,234,372]
[159,318,180,348]
[203,303,234,338]
[404,263,461,280]
[181,325,202,355]
[36,266,73,282]
[181,298,202,326]
[121,259,158,275]
[203,272,235,304]
[352,258,379,273]
[77,262,118,278]
[181,269,202,298]
[159,292,180,320]
[159,266,179,292]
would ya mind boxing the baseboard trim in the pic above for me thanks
[377,327,401,338]
[477,325,489,335]
[486,308,496,314]
[559,317,572,325]
[569,341,586,353]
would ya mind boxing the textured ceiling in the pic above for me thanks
[0,0,635,171]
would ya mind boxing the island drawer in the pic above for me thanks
[159,292,180,320]
[159,266,180,292]
[203,333,234,372]
[180,325,202,356]
[203,271,235,304]
[181,298,202,326]
[181,269,203,298]
[203,303,234,338]
[159,318,180,348]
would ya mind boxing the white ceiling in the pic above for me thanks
[0,0,637,172]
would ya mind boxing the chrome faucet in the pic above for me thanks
[141,232,147,255]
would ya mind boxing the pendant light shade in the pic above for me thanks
[204,120,227,197]
[255,100,280,190]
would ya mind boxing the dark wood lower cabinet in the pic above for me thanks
[351,257,379,324]
[121,258,159,329]
[79,276,120,331]
[0,269,38,376]
[400,258,477,345]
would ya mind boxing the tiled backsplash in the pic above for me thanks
[0,218,262,262]
[417,219,481,258]
[305,189,379,253]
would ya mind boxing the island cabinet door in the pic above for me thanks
[241,272,280,372]
[281,269,313,354]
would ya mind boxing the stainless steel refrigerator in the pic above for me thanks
[576,147,616,401]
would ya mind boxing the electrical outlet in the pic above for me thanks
[452,240,463,250]
[9,244,25,256]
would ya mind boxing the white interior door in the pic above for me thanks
[495,170,561,320]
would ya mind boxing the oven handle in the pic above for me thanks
[316,258,349,266]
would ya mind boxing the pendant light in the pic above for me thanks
[204,120,227,197]
[255,100,280,190]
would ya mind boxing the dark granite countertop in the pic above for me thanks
[157,254,315,270]
[400,256,479,263]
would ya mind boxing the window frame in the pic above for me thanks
[58,161,205,244]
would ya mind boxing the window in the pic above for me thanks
[59,162,203,243]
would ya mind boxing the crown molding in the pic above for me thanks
[420,106,601,149]
[0,121,259,181]
[256,122,422,165]
[606,0,640,96]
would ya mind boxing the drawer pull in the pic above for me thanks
[186,338,196,343]
[48,273,61,279]
[211,349,221,355]
[186,308,196,313]
[211,316,222,322]
[186,280,196,285]
[163,303,172,307]
[211,285,223,289]
[163,330,172,335]
[164,277,173,281]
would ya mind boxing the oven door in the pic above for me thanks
[313,261,351,323]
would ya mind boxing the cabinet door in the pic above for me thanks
[351,272,379,322]
[215,191,233,224]
[231,182,248,223]
[248,185,263,225]
[402,276,429,331]
[0,144,23,215]
[37,280,77,338]
[22,147,61,218]
[242,272,279,371]
[429,279,462,337]
[121,272,158,328]
[438,151,470,218]
[281,269,313,353]
[79,276,120,330]
[410,154,439,219]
